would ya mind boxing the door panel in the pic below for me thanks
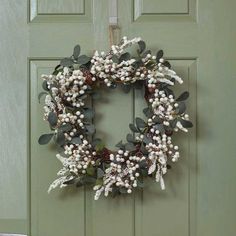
[28,1,110,235]
[0,0,28,234]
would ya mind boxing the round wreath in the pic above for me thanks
[38,37,193,200]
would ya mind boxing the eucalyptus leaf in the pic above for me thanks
[119,52,131,62]
[163,60,171,68]
[60,57,73,67]
[156,50,164,61]
[38,133,54,145]
[176,102,186,114]
[59,123,72,132]
[180,119,193,128]
[87,165,95,176]
[125,143,136,151]
[115,140,124,149]
[77,55,91,64]
[129,123,139,133]
[111,55,119,63]
[63,178,76,185]
[86,124,95,134]
[142,50,151,58]
[38,91,48,103]
[71,137,82,144]
[92,138,102,147]
[56,131,65,146]
[83,108,95,119]
[176,91,189,102]
[73,45,81,59]
[153,116,162,124]
[155,124,165,133]
[48,112,57,127]
[140,143,148,155]
[143,107,153,118]
[138,40,146,54]
[135,117,146,129]
[170,119,177,128]
[97,168,104,178]
[42,80,49,91]
[143,135,152,144]
[139,160,147,169]
[95,142,105,152]
[126,133,135,143]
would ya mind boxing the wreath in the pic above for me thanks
[38,37,193,200]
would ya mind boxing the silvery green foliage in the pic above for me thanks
[38,37,193,200]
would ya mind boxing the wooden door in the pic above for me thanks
[1,0,236,236]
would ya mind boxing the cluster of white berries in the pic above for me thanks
[94,149,147,200]
[48,139,97,193]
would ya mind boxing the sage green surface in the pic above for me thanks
[0,0,236,235]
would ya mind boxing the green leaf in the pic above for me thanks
[156,50,164,61]
[142,50,151,58]
[163,60,171,68]
[38,133,54,145]
[71,137,82,144]
[153,116,162,124]
[180,119,193,128]
[42,80,49,91]
[115,140,124,149]
[56,131,65,146]
[139,160,147,169]
[86,124,95,134]
[92,138,102,147]
[119,52,131,62]
[143,135,152,144]
[77,55,91,64]
[135,117,146,129]
[143,107,153,118]
[176,102,186,114]
[154,124,165,133]
[140,143,148,155]
[60,57,73,67]
[126,133,135,143]
[125,142,136,151]
[176,91,189,102]
[138,40,146,54]
[95,178,103,186]
[87,165,95,176]
[170,119,177,128]
[73,45,81,59]
[48,112,57,127]
[59,123,72,132]
[63,178,76,185]
[38,91,48,103]
[95,142,105,152]
[111,55,119,63]
[129,123,139,133]
[97,168,104,178]
[83,108,95,119]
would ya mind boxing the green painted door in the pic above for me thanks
[1,0,236,236]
